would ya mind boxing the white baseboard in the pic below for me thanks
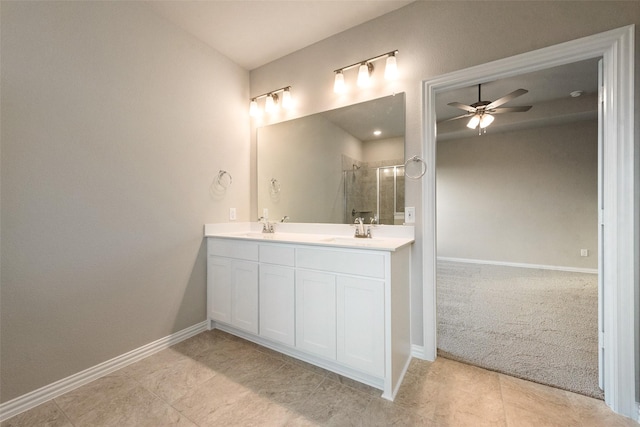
[437,256,598,274]
[411,344,426,359]
[0,321,208,422]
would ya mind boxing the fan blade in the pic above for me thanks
[489,106,532,114]
[440,114,473,123]
[486,89,528,109]
[447,102,476,113]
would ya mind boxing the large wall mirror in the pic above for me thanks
[257,93,405,224]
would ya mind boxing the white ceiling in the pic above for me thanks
[147,1,414,70]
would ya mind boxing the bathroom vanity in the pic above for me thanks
[204,223,414,400]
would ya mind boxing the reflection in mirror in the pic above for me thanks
[257,93,405,224]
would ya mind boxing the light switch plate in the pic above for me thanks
[405,207,415,224]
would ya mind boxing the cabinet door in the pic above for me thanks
[337,276,385,377]
[295,270,336,360]
[207,257,232,323]
[231,260,259,334]
[260,264,295,346]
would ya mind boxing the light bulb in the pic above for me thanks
[467,115,480,129]
[357,63,372,87]
[265,94,276,113]
[384,54,398,80]
[334,71,345,93]
[479,114,494,128]
[249,99,259,117]
[282,88,292,109]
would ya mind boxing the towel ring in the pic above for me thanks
[404,155,427,179]
[215,170,232,189]
[270,178,281,195]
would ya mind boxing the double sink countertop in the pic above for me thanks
[204,222,415,251]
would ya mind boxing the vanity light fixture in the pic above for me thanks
[333,50,398,93]
[249,86,293,117]
[334,70,346,93]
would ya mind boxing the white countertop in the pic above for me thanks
[204,222,414,251]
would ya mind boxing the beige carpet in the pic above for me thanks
[437,260,603,400]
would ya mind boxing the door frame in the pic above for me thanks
[421,25,636,417]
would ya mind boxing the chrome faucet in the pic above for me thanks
[258,216,275,233]
[354,217,372,238]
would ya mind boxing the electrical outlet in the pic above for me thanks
[405,207,415,224]
[229,208,236,221]
[580,249,589,257]
[263,208,269,219]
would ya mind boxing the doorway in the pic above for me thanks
[421,26,636,417]
[433,66,601,397]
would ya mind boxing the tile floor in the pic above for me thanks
[2,329,637,426]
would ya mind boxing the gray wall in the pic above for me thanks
[437,120,598,269]
[249,1,639,346]
[1,2,249,402]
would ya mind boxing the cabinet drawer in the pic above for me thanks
[296,248,386,279]
[207,238,259,261]
[259,244,295,266]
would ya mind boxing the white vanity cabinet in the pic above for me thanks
[259,262,295,346]
[295,270,337,360]
[206,235,412,401]
[336,276,385,377]
[207,239,259,334]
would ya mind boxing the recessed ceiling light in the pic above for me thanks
[373,130,382,136]
[570,90,584,98]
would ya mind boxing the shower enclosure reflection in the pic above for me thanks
[344,164,405,225]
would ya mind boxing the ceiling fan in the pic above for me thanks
[446,84,532,134]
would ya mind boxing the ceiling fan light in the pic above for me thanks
[479,114,494,128]
[466,115,480,129]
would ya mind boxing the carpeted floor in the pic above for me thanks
[436,260,603,400]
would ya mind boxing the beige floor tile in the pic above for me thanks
[56,374,195,427]
[213,392,296,427]
[287,377,372,426]
[9,331,635,427]
[134,355,217,404]
[119,347,190,381]
[54,373,139,420]
[392,370,440,420]
[0,400,72,427]
[255,362,325,412]
[324,372,382,397]
[361,397,431,426]
[432,387,507,427]
[565,390,639,427]
[171,373,253,426]
[500,374,581,427]
[170,329,231,358]
[429,358,502,397]
[210,347,287,390]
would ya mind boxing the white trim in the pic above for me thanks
[437,257,598,275]
[411,344,426,359]
[0,321,208,422]
[422,25,636,418]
